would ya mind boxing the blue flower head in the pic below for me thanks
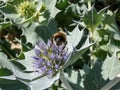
[32,40,69,76]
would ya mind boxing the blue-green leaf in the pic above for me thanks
[101,51,120,80]
[66,25,84,52]
[84,61,108,90]
[0,75,16,80]
[42,0,60,18]
[0,52,16,80]
[23,19,58,45]
[17,50,34,71]
[0,52,13,71]
[63,69,84,90]
[60,72,73,90]
[63,36,93,69]
[83,6,106,31]
[29,73,60,90]
[103,10,120,40]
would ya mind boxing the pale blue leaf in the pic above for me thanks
[60,72,73,90]
[42,0,60,18]
[0,52,13,71]
[23,19,58,44]
[0,75,16,80]
[13,67,35,81]
[17,49,35,71]
[63,65,91,90]
[63,36,93,69]
[103,10,120,40]
[16,71,60,90]
[66,25,84,52]
[0,52,36,81]
[29,72,60,90]
[100,39,120,54]
[101,51,120,80]
[64,69,84,90]
[0,53,16,80]
[36,1,42,12]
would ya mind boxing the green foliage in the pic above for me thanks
[84,61,108,90]
[83,6,107,32]
[102,51,120,80]
[0,0,120,89]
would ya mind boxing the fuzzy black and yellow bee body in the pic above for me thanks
[51,31,67,48]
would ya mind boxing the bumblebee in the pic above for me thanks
[51,31,67,47]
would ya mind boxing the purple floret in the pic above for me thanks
[32,40,69,76]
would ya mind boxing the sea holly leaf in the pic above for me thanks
[0,2,16,14]
[17,52,25,60]
[103,10,120,40]
[0,21,12,30]
[0,12,12,30]
[0,2,19,21]
[29,72,60,90]
[17,49,34,71]
[0,52,36,81]
[60,72,73,90]
[63,65,90,90]
[63,27,93,70]
[92,28,110,43]
[65,3,81,17]
[66,25,84,52]
[23,19,58,45]
[83,0,95,3]
[0,68,12,76]
[101,51,120,80]
[15,72,60,90]
[83,6,106,31]
[100,38,120,54]
[22,22,39,45]
[63,34,93,69]
[0,52,13,71]
[56,0,69,10]
[0,67,15,80]
[0,0,7,8]
[0,52,16,80]
[63,69,84,90]
[0,79,29,90]
[42,0,60,19]
[0,75,16,80]
[84,61,108,90]
[11,59,42,81]
[13,67,36,81]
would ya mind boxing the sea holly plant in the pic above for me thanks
[1,0,120,90]
[0,0,59,26]
[0,25,92,90]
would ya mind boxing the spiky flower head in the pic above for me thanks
[17,1,36,19]
[32,40,69,76]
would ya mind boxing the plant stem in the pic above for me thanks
[89,31,94,68]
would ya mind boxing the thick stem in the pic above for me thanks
[89,31,94,68]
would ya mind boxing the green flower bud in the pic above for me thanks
[17,1,36,19]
